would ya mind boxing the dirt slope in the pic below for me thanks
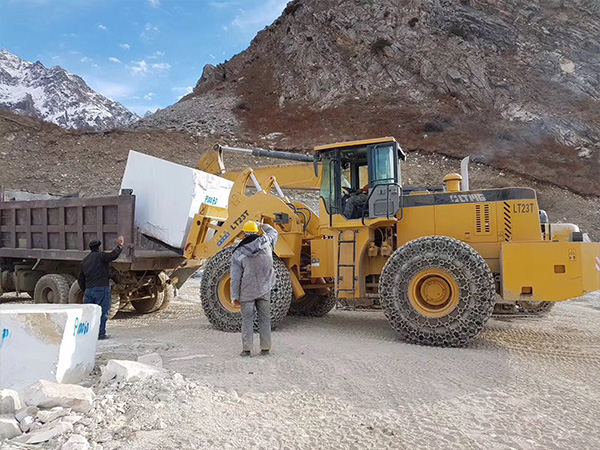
[139,0,600,196]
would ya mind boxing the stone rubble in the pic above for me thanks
[0,389,22,414]
[24,380,95,413]
[0,416,22,439]
[100,359,167,383]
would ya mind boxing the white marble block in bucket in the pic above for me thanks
[120,150,233,249]
[0,304,101,393]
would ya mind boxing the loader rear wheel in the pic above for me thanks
[379,236,495,347]
[288,289,337,317]
[68,281,121,319]
[516,300,555,315]
[34,274,70,304]
[200,246,292,332]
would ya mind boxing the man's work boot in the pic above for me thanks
[98,334,110,340]
[240,350,251,357]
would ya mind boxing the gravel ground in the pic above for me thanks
[2,282,600,449]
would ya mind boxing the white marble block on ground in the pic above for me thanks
[120,150,233,249]
[0,304,101,393]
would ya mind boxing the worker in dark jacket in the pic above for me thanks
[230,221,278,356]
[77,236,124,339]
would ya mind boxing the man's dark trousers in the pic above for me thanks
[85,286,111,336]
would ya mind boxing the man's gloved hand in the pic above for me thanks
[232,298,240,306]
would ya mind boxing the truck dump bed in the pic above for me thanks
[0,194,175,265]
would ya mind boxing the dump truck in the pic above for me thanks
[185,137,600,347]
[0,193,201,317]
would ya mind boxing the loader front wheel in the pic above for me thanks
[288,289,337,317]
[201,246,292,332]
[379,236,495,347]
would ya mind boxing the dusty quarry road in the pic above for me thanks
[87,279,600,450]
[2,281,600,449]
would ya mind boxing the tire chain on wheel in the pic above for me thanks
[288,289,337,317]
[379,236,496,347]
[200,246,292,332]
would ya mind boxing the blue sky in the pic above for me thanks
[0,0,289,115]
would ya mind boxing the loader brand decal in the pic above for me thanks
[403,188,537,208]
[217,232,230,247]
[595,257,600,272]
[449,193,487,203]
[230,209,250,231]
[513,202,535,213]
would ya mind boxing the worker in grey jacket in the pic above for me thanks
[230,221,278,356]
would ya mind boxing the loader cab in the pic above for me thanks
[316,137,406,224]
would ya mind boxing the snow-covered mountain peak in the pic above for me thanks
[0,49,139,130]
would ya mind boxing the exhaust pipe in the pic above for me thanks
[460,156,470,191]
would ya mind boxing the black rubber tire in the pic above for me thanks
[68,280,121,319]
[34,274,70,304]
[379,236,496,347]
[288,289,337,317]
[200,246,292,332]
[68,280,85,304]
[60,274,76,303]
[131,285,165,314]
[516,301,555,315]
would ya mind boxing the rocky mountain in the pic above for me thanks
[0,49,139,131]
[139,0,600,196]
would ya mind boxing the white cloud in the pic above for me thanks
[130,60,148,74]
[120,43,131,50]
[147,51,165,60]
[172,86,193,99]
[210,1,239,9]
[209,54,216,59]
[231,0,288,32]
[109,57,121,63]
[151,62,171,71]
[63,33,79,38]
[148,0,160,7]
[144,92,155,100]
[81,56,93,63]
[141,23,160,40]
[97,24,108,31]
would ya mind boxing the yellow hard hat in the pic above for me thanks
[243,221,259,234]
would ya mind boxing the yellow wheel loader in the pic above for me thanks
[185,137,600,347]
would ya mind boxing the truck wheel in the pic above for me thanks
[516,301,555,315]
[131,285,165,314]
[60,275,76,303]
[289,289,337,317]
[68,281,121,319]
[379,236,495,347]
[34,274,70,304]
[201,246,292,332]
